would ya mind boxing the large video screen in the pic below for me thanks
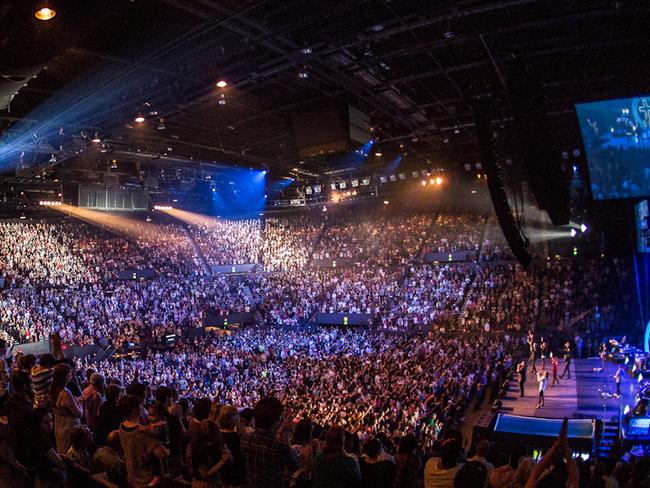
[576,96,650,200]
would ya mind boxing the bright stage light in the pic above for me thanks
[581,223,588,233]
[134,114,145,123]
[570,228,577,238]
[154,205,172,210]
[435,176,443,185]
[35,5,56,21]
[383,200,389,205]
[429,178,435,185]
[375,152,383,157]
[624,404,631,415]
[216,80,228,88]
[421,180,427,186]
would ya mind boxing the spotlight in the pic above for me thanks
[570,228,577,238]
[435,176,443,185]
[298,70,309,79]
[154,205,172,210]
[624,404,631,415]
[134,114,145,123]
[429,178,435,185]
[421,180,427,186]
[216,80,228,88]
[580,223,588,233]
[35,3,56,21]
[262,170,267,175]
[301,46,312,54]
[375,152,383,157]
[218,94,226,105]
[383,200,389,205]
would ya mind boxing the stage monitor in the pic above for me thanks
[576,96,650,200]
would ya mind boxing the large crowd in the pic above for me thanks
[0,204,642,488]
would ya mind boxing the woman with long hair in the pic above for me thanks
[51,363,83,455]
[291,417,316,488]
[190,420,232,488]
[32,407,68,487]
[312,425,361,488]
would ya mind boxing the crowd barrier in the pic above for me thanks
[316,313,373,326]
[311,258,355,268]
[117,269,157,280]
[424,251,477,263]
[204,311,255,327]
[212,264,258,274]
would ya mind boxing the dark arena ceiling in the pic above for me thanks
[0,0,648,186]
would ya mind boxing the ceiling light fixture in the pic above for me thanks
[216,80,228,88]
[35,3,56,21]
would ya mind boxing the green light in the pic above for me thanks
[573,247,578,256]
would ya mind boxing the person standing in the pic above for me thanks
[312,425,361,488]
[517,362,527,398]
[614,365,623,396]
[240,396,298,488]
[540,338,547,371]
[82,373,105,434]
[530,342,538,375]
[118,394,169,487]
[536,371,548,409]
[600,343,607,371]
[551,354,560,387]
[560,342,572,379]
[51,363,83,454]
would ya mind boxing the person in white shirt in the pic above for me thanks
[536,371,548,409]
[424,438,463,488]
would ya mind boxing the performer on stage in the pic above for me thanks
[536,371,548,409]
[600,343,607,371]
[530,341,538,374]
[517,361,527,397]
[551,354,560,387]
[540,337,547,370]
[614,364,622,397]
[560,341,572,379]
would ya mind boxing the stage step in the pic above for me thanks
[596,421,620,458]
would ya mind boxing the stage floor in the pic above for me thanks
[502,358,638,420]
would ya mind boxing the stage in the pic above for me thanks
[502,358,638,421]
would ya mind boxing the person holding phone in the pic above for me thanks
[524,418,578,488]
